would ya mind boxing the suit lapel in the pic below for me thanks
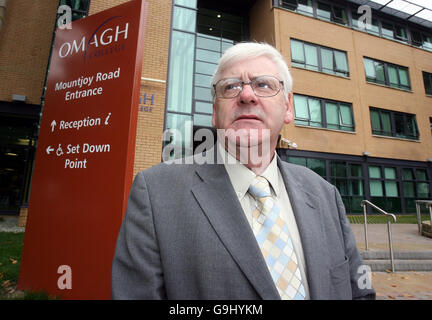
[278,159,330,300]
[191,162,280,300]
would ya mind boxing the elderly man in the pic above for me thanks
[111,42,375,300]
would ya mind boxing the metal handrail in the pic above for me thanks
[415,200,432,235]
[360,200,397,273]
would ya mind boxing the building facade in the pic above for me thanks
[0,0,431,219]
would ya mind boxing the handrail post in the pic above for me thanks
[362,202,369,251]
[387,217,395,273]
[416,202,422,235]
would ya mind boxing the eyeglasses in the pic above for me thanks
[213,75,284,99]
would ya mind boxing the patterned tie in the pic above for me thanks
[248,176,306,300]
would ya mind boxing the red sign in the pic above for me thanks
[18,0,148,299]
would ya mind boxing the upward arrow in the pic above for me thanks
[51,120,57,132]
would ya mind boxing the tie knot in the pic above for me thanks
[248,176,271,200]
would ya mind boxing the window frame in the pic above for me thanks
[290,38,349,77]
[363,57,411,91]
[294,94,355,132]
[369,107,419,141]
[423,71,432,96]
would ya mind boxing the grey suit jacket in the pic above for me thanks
[111,151,376,300]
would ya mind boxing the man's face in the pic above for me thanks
[212,56,293,149]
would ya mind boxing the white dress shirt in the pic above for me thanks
[218,144,310,299]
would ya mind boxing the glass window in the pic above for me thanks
[195,101,212,114]
[387,65,399,86]
[298,0,313,15]
[321,48,333,72]
[340,104,353,126]
[291,40,305,63]
[309,98,322,127]
[423,71,432,95]
[174,0,197,8]
[317,2,331,21]
[194,86,212,101]
[167,31,195,113]
[287,156,307,166]
[369,166,381,179]
[193,113,212,127]
[334,51,348,74]
[304,44,319,71]
[290,39,348,77]
[381,22,394,39]
[325,102,339,129]
[173,6,196,32]
[294,95,309,119]
[364,57,410,90]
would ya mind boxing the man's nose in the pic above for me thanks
[239,83,257,104]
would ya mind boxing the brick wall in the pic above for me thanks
[0,0,58,104]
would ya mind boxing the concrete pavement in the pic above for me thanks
[350,223,432,300]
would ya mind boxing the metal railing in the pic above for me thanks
[415,200,432,235]
[360,200,397,273]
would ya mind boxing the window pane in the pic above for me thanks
[298,0,313,15]
[364,58,376,79]
[384,167,396,179]
[350,180,363,196]
[325,102,339,128]
[385,181,398,197]
[321,48,334,73]
[194,73,212,88]
[307,159,326,176]
[291,40,305,63]
[340,104,353,126]
[309,98,322,126]
[394,113,405,138]
[370,181,383,196]
[387,65,399,86]
[294,95,309,119]
[197,35,220,51]
[398,68,410,88]
[288,157,306,166]
[317,2,331,20]
[196,49,220,62]
[417,182,430,198]
[193,113,212,127]
[195,101,212,114]
[165,113,193,159]
[367,18,379,34]
[370,109,381,132]
[403,182,415,197]
[369,166,381,179]
[402,168,414,180]
[350,164,362,177]
[381,22,394,39]
[416,170,427,181]
[304,44,318,71]
[381,112,391,135]
[406,115,418,139]
[194,86,212,101]
[331,161,346,177]
[196,61,217,75]
[395,26,407,41]
[174,0,197,8]
[167,31,195,113]
[173,6,196,32]
[375,61,385,83]
[333,6,347,25]
[423,72,432,95]
[334,51,348,73]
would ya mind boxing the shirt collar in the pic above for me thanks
[218,143,280,198]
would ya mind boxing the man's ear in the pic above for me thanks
[284,92,294,124]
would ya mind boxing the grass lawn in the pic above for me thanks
[347,214,430,224]
[0,232,54,300]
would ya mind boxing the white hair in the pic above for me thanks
[210,42,293,100]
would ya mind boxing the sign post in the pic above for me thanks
[18,0,148,299]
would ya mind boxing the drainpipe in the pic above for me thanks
[0,0,7,34]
